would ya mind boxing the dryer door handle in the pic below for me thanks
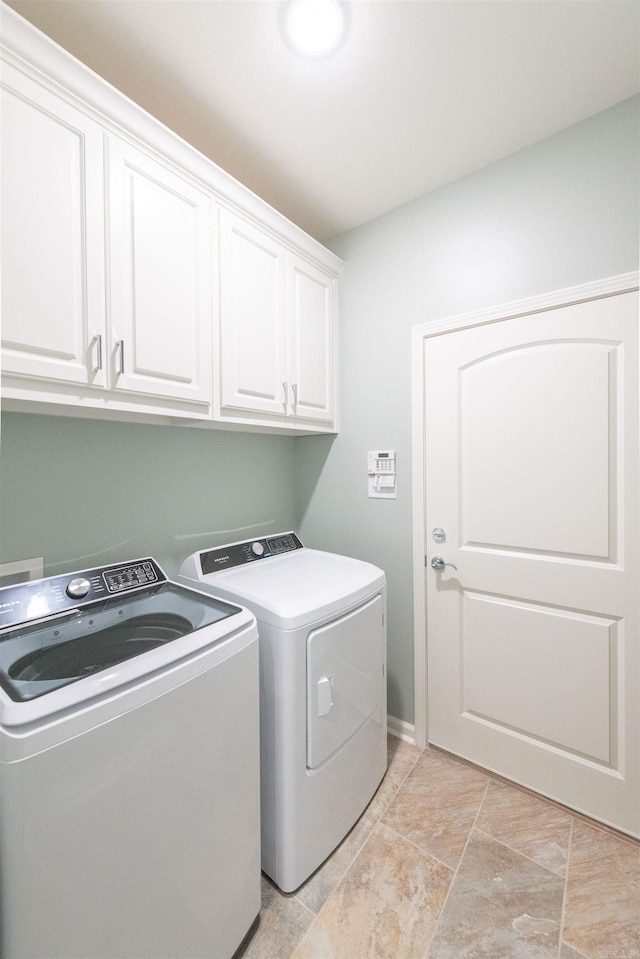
[317,675,334,716]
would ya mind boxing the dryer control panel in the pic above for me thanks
[200,532,303,575]
[0,558,166,631]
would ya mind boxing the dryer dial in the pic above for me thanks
[250,542,265,557]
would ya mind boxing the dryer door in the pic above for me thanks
[306,593,384,770]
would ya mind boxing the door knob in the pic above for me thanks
[431,555,457,571]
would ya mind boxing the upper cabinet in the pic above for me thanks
[218,209,288,420]
[0,5,343,432]
[288,254,335,427]
[217,210,337,430]
[107,137,212,406]
[1,62,107,389]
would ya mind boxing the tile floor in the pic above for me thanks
[235,736,640,959]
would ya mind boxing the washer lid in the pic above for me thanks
[0,576,253,725]
[181,548,386,629]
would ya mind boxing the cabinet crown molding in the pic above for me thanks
[0,1,343,277]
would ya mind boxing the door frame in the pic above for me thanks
[410,271,639,750]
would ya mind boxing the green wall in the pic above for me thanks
[297,95,640,726]
[0,413,298,578]
[1,97,638,729]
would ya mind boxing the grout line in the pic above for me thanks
[290,748,438,944]
[386,742,424,790]
[429,744,639,848]
[292,829,367,917]
[291,760,406,916]
[379,821,456,875]
[294,818,390,935]
[566,812,640,848]
[296,898,318,921]
[286,906,319,959]
[290,807,437,956]
[471,823,569,879]
[383,759,418,801]
[424,777,491,958]
[556,818,593,959]
[267,748,634,959]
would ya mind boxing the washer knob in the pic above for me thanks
[66,577,91,599]
[250,542,265,557]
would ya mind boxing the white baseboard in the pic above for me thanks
[387,715,416,744]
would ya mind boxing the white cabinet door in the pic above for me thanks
[424,290,639,837]
[108,138,212,406]
[1,63,106,387]
[217,211,337,430]
[288,255,335,425]
[218,208,287,418]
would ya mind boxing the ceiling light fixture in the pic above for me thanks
[282,0,348,58]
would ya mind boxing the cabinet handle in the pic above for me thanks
[92,334,103,372]
[282,381,288,411]
[292,383,298,410]
[116,340,125,375]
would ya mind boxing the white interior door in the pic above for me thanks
[423,288,639,837]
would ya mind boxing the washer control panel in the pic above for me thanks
[200,532,303,575]
[0,558,166,631]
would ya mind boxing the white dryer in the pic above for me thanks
[179,532,387,892]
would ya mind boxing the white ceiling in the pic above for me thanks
[5,0,639,242]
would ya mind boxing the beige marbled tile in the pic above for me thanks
[382,746,489,868]
[563,819,640,959]
[475,779,573,876]
[291,822,452,959]
[559,941,587,959]
[361,764,403,828]
[386,734,423,786]
[427,829,565,958]
[237,875,314,959]
[296,774,399,915]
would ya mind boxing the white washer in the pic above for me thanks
[0,557,260,959]
[179,532,387,892]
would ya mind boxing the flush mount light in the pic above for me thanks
[282,0,348,58]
